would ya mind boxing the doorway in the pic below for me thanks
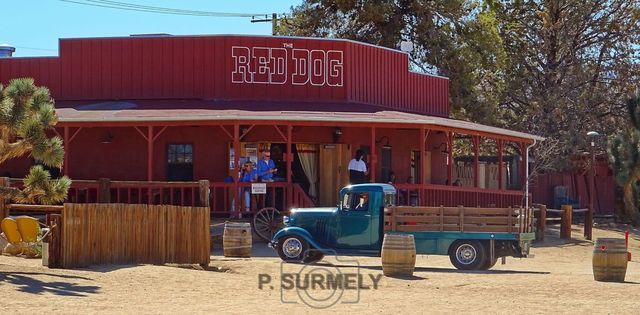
[318,144,351,206]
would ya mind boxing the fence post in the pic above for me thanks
[48,213,63,268]
[560,204,572,239]
[536,204,546,241]
[199,180,210,208]
[98,178,111,203]
[0,177,10,219]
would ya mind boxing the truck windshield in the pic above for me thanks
[341,192,369,211]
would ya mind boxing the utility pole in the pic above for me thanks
[251,13,279,35]
[586,131,600,241]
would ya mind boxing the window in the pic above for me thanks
[341,193,352,210]
[167,144,193,181]
[168,144,193,164]
[383,193,396,207]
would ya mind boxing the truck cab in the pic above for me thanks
[271,184,394,261]
[270,183,534,270]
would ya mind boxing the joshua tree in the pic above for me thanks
[0,78,70,204]
[608,92,640,224]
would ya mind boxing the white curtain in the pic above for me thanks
[297,144,319,198]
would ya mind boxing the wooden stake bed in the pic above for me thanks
[384,206,534,234]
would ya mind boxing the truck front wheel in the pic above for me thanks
[449,240,486,270]
[277,236,308,263]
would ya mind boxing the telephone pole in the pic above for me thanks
[251,13,280,35]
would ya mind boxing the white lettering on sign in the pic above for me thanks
[231,46,344,87]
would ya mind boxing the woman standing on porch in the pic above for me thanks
[348,149,369,184]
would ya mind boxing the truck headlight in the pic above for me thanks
[283,216,290,226]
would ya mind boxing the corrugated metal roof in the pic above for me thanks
[54,100,544,141]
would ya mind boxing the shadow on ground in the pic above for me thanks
[0,272,100,296]
[318,263,550,275]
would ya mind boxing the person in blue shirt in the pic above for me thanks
[257,150,277,182]
[239,162,257,213]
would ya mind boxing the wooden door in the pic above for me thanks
[319,144,351,206]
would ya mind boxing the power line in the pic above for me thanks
[58,0,269,17]
[13,46,58,52]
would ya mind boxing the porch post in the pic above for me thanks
[233,124,241,214]
[420,127,426,185]
[370,126,376,182]
[147,126,153,181]
[63,126,70,176]
[420,127,426,206]
[286,124,293,208]
[520,142,526,190]
[473,135,479,188]
[498,139,504,190]
[447,131,453,185]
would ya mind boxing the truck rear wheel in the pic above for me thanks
[479,256,498,270]
[277,236,308,263]
[449,240,486,270]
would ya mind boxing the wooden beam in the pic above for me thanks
[152,126,168,142]
[240,124,256,140]
[473,135,479,188]
[370,126,376,182]
[134,126,149,141]
[447,131,453,185]
[219,125,233,140]
[420,127,426,186]
[233,124,241,216]
[498,139,504,190]
[147,126,153,181]
[273,125,287,142]
[286,125,293,209]
[68,127,83,143]
[56,120,536,144]
[63,127,70,176]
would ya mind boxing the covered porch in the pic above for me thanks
[4,101,542,215]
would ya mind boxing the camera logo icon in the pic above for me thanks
[279,249,361,309]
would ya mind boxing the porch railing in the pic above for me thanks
[7,178,527,215]
[393,183,528,208]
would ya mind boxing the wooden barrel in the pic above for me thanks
[381,233,416,276]
[223,222,252,258]
[593,238,628,282]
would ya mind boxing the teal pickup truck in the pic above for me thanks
[270,183,534,270]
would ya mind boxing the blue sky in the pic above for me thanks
[1,0,302,57]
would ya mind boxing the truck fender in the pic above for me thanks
[272,227,327,253]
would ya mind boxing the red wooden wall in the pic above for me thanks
[0,35,448,116]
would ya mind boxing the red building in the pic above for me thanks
[0,34,543,216]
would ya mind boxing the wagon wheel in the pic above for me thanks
[253,207,284,242]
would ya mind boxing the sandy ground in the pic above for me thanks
[1,224,639,314]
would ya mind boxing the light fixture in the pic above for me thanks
[101,131,114,144]
[376,136,392,150]
[332,127,342,143]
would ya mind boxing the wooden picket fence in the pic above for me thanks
[56,203,210,268]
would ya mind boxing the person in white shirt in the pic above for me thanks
[348,149,369,184]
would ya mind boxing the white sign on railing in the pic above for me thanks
[251,183,267,194]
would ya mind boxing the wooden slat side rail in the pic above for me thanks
[396,224,520,233]
[60,203,210,268]
[387,206,527,234]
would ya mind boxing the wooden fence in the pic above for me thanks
[56,203,210,268]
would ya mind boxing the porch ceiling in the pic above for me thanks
[54,99,544,142]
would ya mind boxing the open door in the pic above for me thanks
[319,144,351,206]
